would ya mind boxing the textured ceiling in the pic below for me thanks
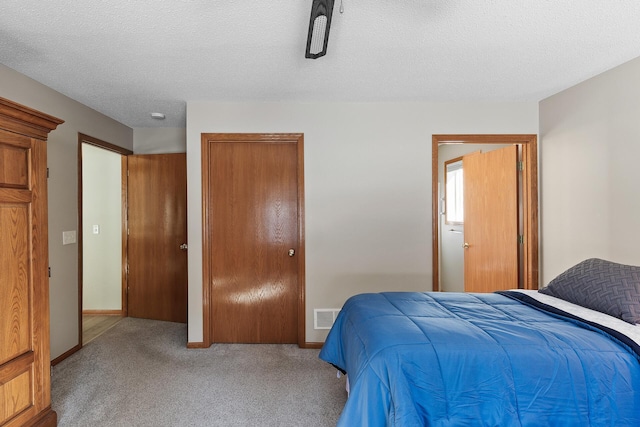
[1,1,640,128]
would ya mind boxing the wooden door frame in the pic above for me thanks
[75,134,132,353]
[201,133,306,348]
[431,134,538,292]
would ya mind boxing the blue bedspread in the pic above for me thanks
[319,292,640,426]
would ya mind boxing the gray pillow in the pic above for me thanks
[539,258,640,324]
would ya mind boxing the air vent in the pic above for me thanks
[314,308,341,329]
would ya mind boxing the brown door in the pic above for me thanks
[127,153,187,322]
[463,145,518,292]
[204,134,302,344]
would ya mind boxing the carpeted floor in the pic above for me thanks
[51,318,347,426]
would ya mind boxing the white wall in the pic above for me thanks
[186,101,538,343]
[0,64,133,359]
[539,56,640,284]
[133,127,186,154]
[82,144,122,310]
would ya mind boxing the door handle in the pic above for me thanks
[180,243,188,251]
[288,248,295,257]
[462,242,470,249]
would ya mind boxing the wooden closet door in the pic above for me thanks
[0,97,62,427]
[203,134,304,344]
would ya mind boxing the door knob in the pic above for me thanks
[288,249,295,257]
[180,243,188,251]
[462,242,470,249]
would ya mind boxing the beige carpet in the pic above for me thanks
[51,318,347,426]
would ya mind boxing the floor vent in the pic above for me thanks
[314,309,341,329]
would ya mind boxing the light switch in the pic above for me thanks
[62,230,77,245]
[92,224,100,234]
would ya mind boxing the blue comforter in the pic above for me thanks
[319,292,640,426]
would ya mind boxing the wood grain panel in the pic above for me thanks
[29,138,52,417]
[0,129,32,149]
[205,137,300,344]
[463,145,518,292]
[0,144,29,188]
[127,154,187,323]
[0,96,61,427]
[0,351,34,385]
[0,189,32,204]
[0,205,31,365]
[0,369,32,425]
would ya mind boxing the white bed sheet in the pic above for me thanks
[509,289,640,349]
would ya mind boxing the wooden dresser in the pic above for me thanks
[0,97,63,426]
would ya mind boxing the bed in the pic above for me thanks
[319,259,640,426]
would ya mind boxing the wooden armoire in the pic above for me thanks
[0,97,63,426]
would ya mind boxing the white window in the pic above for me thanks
[444,158,464,225]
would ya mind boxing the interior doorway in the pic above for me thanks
[431,134,538,292]
[77,134,132,348]
[77,135,189,351]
